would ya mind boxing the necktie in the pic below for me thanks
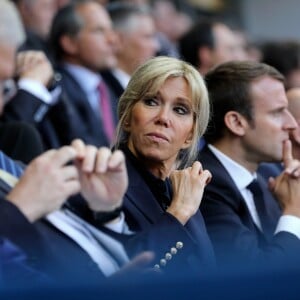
[0,151,23,178]
[247,179,272,235]
[97,81,115,143]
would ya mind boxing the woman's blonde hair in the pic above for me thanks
[115,56,210,168]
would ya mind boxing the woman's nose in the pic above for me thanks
[155,107,171,127]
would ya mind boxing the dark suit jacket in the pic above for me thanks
[199,145,300,268]
[3,89,77,149]
[58,66,119,147]
[101,70,125,100]
[0,180,106,284]
[122,150,216,275]
[0,236,50,287]
[0,121,44,163]
[2,82,112,149]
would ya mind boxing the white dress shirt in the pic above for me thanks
[208,144,300,239]
[111,68,130,89]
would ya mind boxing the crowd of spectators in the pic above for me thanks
[1,0,300,299]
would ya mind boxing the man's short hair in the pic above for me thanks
[204,60,284,144]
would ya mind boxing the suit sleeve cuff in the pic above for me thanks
[275,215,300,239]
[18,78,53,104]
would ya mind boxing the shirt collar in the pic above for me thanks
[112,68,130,89]
[64,63,102,93]
[208,144,256,190]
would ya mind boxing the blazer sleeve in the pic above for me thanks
[2,89,87,148]
[3,89,51,123]
[201,187,300,269]
[123,207,215,275]
[0,199,49,261]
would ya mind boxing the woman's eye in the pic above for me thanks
[174,105,190,115]
[143,98,158,106]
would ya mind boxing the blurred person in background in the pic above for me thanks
[150,0,195,58]
[179,20,247,75]
[0,0,44,162]
[262,41,300,90]
[49,0,119,147]
[102,2,159,99]
[12,0,57,63]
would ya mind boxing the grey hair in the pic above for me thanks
[0,0,25,47]
[108,2,152,33]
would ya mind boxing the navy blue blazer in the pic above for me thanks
[199,145,300,268]
[0,181,106,284]
[122,151,216,275]
[0,236,50,287]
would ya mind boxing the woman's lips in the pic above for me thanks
[146,132,169,142]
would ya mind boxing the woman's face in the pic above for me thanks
[127,76,194,168]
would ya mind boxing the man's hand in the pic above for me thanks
[6,147,80,222]
[269,140,300,217]
[282,139,300,177]
[167,161,212,225]
[16,51,53,86]
[72,139,128,212]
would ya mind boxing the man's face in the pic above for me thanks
[0,43,18,114]
[242,76,297,164]
[115,15,159,75]
[0,44,16,81]
[212,24,243,66]
[286,69,300,90]
[68,2,117,71]
[23,0,57,39]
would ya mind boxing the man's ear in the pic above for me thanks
[60,35,78,55]
[224,111,248,136]
[198,46,213,69]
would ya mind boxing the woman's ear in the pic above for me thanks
[123,119,131,131]
[224,111,248,136]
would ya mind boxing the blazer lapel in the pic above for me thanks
[200,146,260,233]
[125,158,166,224]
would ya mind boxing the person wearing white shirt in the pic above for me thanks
[199,60,300,270]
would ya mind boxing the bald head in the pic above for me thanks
[0,0,25,47]
[0,0,26,82]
